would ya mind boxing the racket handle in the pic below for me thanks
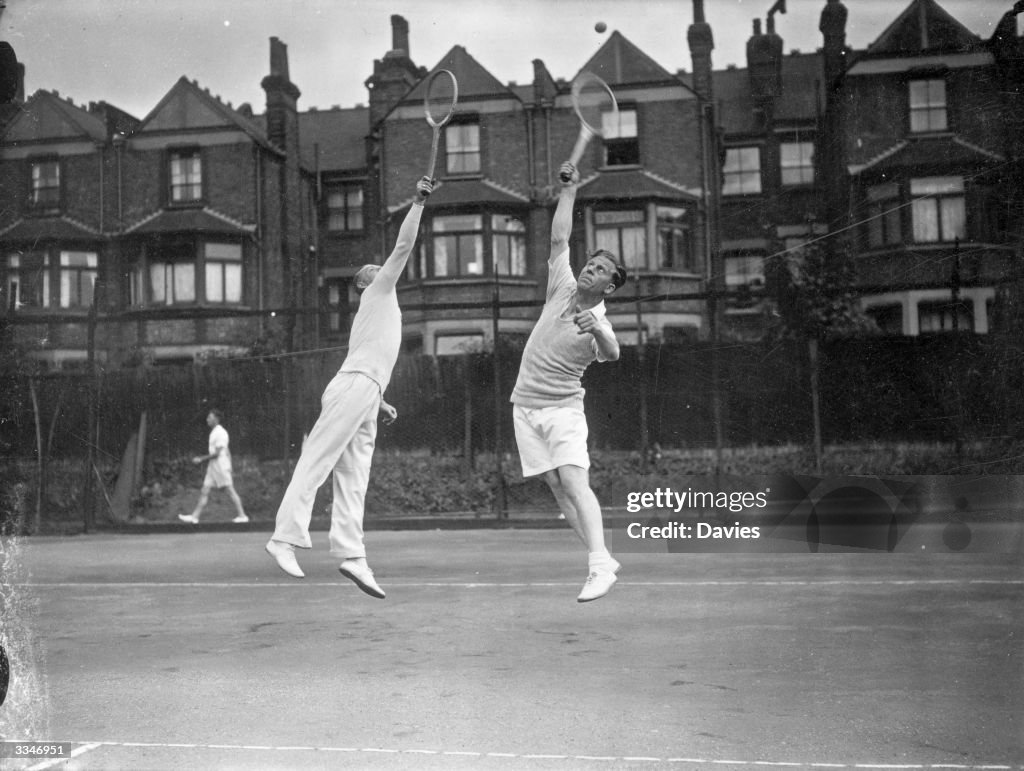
[426,127,441,183]
[560,127,593,182]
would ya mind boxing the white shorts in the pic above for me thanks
[512,404,590,478]
[203,464,233,489]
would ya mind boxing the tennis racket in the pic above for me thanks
[424,69,459,182]
[561,71,618,182]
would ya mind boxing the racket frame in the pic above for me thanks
[561,72,618,182]
[424,69,459,182]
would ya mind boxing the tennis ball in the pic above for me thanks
[595,21,607,33]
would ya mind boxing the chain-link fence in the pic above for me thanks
[1,332,1022,533]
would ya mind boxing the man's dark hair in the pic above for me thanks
[589,249,628,290]
[209,408,224,422]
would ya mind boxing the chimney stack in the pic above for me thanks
[391,15,410,56]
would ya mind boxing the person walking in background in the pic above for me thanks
[264,176,433,596]
[510,161,627,602]
[179,408,249,525]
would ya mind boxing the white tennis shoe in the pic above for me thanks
[577,558,621,603]
[339,559,386,599]
[265,539,305,578]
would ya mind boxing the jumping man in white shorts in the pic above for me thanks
[511,161,627,602]
[265,176,433,596]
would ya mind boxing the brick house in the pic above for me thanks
[1,0,1020,370]
[0,38,316,368]
[711,0,1023,339]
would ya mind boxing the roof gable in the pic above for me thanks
[137,77,273,149]
[865,0,982,56]
[575,31,676,87]
[404,46,514,105]
[2,90,107,144]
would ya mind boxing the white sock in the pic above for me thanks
[588,550,613,571]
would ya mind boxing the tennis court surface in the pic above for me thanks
[2,526,1022,770]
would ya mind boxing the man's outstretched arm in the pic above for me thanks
[550,162,579,262]
[374,177,433,290]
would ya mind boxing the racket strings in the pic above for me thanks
[426,72,457,126]
[574,81,615,136]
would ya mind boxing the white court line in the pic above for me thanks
[25,742,102,770]
[19,579,1024,589]
[49,740,1022,769]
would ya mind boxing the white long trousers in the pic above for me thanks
[272,371,380,558]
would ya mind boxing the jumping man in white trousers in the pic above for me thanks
[265,176,433,596]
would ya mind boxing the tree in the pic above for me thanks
[764,235,875,472]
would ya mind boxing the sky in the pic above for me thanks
[1,0,1017,120]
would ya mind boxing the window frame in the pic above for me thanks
[722,146,763,196]
[132,238,244,307]
[325,182,364,233]
[722,249,766,310]
[603,105,639,167]
[865,182,903,248]
[416,209,528,280]
[910,177,966,244]
[58,251,98,309]
[4,250,51,311]
[167,147,204,206]
[779,140,814,188]
[203,242,243,304]
[444,118,481,176]
[655,206,696,273]
[593,208,647,272]
[918,298,973,334]
[28,157,62,213]
[908,78,948,134]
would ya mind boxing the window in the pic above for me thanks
[169,149,202,203]
[445,122,480,174]
[5,251,50,310]
[909,79,947,133]
[866,304,903,335]
[866,183,902,247]
[594,210,646,271]
[204,243,242,303]
[417,212,528,279]
[780,141,814,187]
[723,251,765,309]
[722,147,762,195]
[149,250,196,305]
[59,251,97,308]
[133,240,244,307]
[919,299,973,333]
[431,214,484,276]
[603,107,639,166]
[327,184,363,232]
[656,206,695,272]
[323,278,350,334]
[492,215,526,276]
[30,159,61,209]
[911,177,965,243]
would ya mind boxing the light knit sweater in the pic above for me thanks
[511,248,614,409]
[339,203,423,393]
